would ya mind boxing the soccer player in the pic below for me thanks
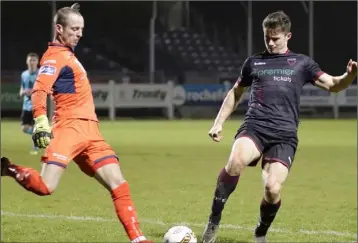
[1,4,151,243]
[201,11,357,243]
[20,52,40,155]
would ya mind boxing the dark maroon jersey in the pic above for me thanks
[237,50,324,132]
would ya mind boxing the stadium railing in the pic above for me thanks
[90,81,356,120]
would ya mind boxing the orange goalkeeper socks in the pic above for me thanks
[111,182,145,241]
[12,165,51,196]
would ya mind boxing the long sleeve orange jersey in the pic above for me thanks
[32,43,98,122]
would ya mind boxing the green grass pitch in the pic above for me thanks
[1,119,356,242]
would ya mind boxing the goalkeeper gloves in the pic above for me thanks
[32,115,53,149]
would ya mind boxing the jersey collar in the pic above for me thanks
[28,69,38,75]
[48,42,75,52]
[263,49,290,56]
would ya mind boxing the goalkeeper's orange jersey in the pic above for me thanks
[32,42,98,122]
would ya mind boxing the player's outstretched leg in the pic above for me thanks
[93,160,151,243]
[254,162,288,243]
[202,137,261,243]
[1,157,64,196]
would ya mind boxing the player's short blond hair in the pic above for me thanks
[262,11,291,33]
[53,3,82,27]
[27,52,39,60]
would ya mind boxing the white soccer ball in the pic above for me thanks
[163,225,197,243]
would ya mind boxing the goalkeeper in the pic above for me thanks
[1,3,151,243]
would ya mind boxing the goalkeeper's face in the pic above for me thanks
[263,27,291,54]
[56,13,84,48]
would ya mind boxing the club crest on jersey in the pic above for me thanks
[39,65,56,75]
[287,58,297,66]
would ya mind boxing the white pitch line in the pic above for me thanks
[1,210,356,239]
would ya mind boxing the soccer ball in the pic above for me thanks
[163,225,197,243]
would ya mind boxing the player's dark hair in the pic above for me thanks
[27,52,39,59]
[262,11,291,33]
[54,3,82,27]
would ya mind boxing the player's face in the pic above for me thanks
[26,56,39,70]
[57,13,84,48]
[264,27,291,54]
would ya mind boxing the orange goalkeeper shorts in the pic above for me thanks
[41,119,118,177]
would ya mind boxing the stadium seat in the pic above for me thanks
[155,27,244,74]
